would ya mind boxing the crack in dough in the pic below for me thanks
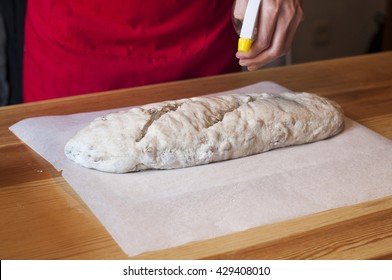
[136,103,181,142]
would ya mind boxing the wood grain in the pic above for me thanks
[1,51,392,259]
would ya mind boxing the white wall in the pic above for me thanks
[291,0,387,63]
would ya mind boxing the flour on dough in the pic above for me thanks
[64,92,344,173]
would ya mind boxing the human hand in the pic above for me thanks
[234,0,304,71]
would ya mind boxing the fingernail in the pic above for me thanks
[248,65,259,72]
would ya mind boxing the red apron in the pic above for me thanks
[23,0,240,102]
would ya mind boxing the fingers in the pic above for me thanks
[233,0,249,22]
[232,0,249,35]
[236,0,304,71]
[250,1,280,58]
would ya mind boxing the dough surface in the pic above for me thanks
[64,92,344,173]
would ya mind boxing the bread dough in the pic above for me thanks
[64,92,344,173]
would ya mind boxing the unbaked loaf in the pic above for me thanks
[64,92,344,173]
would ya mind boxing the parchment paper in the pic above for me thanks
[9,82,392,257]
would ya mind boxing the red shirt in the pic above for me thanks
[23,0,240,102]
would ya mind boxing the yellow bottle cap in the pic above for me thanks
[238,38,253,52]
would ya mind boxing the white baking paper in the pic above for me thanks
[9,82,392,257]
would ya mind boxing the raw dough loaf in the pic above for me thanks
[64,92,344,173]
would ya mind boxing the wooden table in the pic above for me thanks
[1,52,392,260]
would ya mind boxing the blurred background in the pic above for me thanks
[0,0,391,105]
[291,0,390,63]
